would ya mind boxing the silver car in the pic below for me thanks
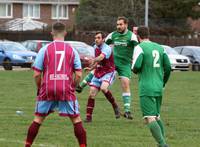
[162,45,190,71]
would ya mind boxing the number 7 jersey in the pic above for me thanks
[32,41,82,101]
[131,41,171,97]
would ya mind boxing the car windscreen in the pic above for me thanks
[75,46,92,56]
[70,43,93,56]
[2,43,28,51]
[192,48,200,58]
[164,46,179,55]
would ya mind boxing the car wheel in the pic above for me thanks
[3,59,13,70]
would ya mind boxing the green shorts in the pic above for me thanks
[115,64,132,79]
[140,96,162,118]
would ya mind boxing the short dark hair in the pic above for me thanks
[52,22,66,33]
[117,16,128,24]
[95,31,105,39]
[137,26,150,39]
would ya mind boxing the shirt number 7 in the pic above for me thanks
[56,51,65,71]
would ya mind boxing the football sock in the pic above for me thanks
[86,97,95,120]
[157,119,165,137]
[73,121,87,146]
[103,90,118,108]
[122,93,131,112]
[147,121,166,146]
[79,72,94,88]
[25,121,41,147]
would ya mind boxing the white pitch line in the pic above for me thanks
[0,138,56,147]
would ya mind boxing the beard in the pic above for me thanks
[117,28,126,34]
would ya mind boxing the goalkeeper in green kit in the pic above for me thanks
[132,26,171,147]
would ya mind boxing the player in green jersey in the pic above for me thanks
[105,16,138,119]
[132,26,171,147]
[76,17,138,119]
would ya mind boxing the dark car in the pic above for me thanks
[0,42,37,70]
[21,40,50,53]
[65,41,95,68]
[174,46,200,71]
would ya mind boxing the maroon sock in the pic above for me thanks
[103,90,118,108]
[74,121,87,146]
[86,97,95,120]
[25,121,41,147]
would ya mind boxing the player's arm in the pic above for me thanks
[105,32,113,45]
[33,70,42,90]
[73,48,82,87]
[163,53,171,87]
[131,45,143,74]
[130,33,139,47]
[85,53,105,71]
[91,53,105,65]
[32,45,46,93]
[74,71,82,87]
[86,45,111,71]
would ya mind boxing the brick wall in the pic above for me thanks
[40,4,77,30]
[0,3,78,30]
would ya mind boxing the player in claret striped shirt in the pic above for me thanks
[84,31,120,123]
[24,22,87,147]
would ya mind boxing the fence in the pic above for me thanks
[0,30,200,47]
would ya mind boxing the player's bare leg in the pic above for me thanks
[25,116,45,147]
[119,77,133,119]
[85,86,98,122]
[101,81,120,119]
[70,116,87,147]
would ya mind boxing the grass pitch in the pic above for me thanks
[0,70,199,147]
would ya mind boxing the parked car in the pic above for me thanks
[174,46,200,64]
[0,42,37,70]
[65,41,95,68]
[174,46,200,71]
[162,45,190,71]
[36,40,95,68]
[21,40,50,52]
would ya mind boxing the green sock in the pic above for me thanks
[79,71,94,88]
[147,121,166,146]
[157,119,165,137]
[122,93,131,112]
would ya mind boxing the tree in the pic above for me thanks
[76,0,200,36]
[148,0,200,36]
[76,0,144,32]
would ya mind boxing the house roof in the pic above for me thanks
[0,0,79,5]
[3,18,48,31]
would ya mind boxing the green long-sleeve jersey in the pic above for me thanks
[132,41,171,96]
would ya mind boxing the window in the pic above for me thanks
[182,48,193,56]
[0,3,12,18]
[52,5,68,20]
[23,4,40,19]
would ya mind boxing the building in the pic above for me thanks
[0,0,80,30]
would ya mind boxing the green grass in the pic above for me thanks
[0,71,200,147]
